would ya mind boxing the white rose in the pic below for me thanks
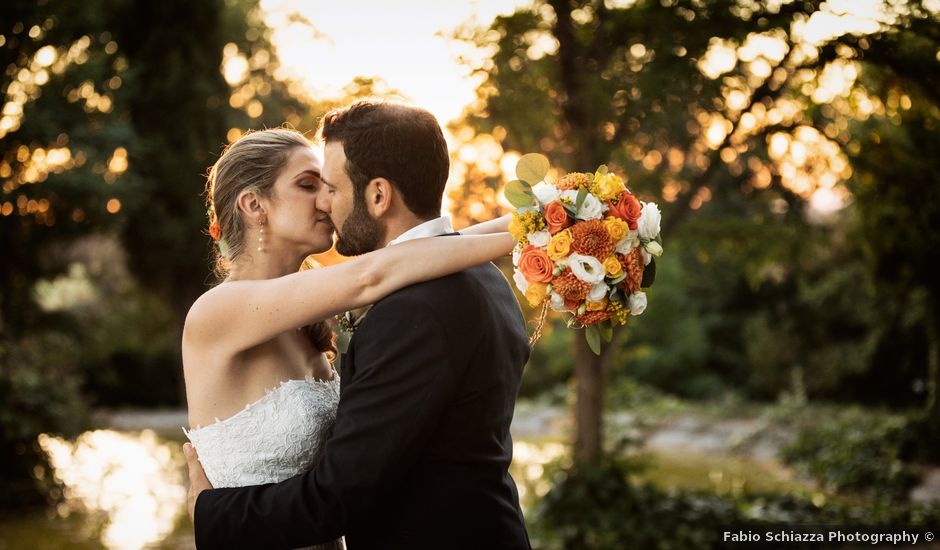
[533,182,561,206]
[615,230,640,254]
[567,253,607,284]
[576,193,605,220]
[628,291,647,316]
[638,202,661,240]
[512,270,529,293]
[588,282,608,302]
[549,291,567,312]
[527,230,551,248]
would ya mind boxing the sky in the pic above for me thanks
[259,0,530,126]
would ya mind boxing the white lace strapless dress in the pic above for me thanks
[184,374,344,550]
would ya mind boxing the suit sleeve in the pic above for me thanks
[193,293,459,549]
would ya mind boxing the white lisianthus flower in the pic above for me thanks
[533,182,561,206]
[641,248,652,266]
[576,193,605,220]
[567,253,607,284]
[559,190,578,201]
[512,270,529,293]
[527,230,551,248]
[512,246,522,266]
[643,240,663,257]
[615,230,640,254]
[588,282,608,302]
[550,291,567,312]
[638,202,661,240]
[628,291,648,316]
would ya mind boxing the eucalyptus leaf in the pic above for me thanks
[599,321,613,343]
[596,164,609,176]
[575,186,589,211]
[641,257,657,288]
[504,179,536,208]
[609,272,627,285]
[516,153,550,185]
[585,325,601,355]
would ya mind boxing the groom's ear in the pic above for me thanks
[365,177,394,218]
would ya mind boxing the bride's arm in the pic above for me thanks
[183,232,513,355]
[457,213,511,235]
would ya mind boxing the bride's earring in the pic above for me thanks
[257,214,266,253]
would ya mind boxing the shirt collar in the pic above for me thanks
[387,216,454,246]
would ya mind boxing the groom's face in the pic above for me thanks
[319,141,385,255]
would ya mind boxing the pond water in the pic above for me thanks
[0,430,563,550]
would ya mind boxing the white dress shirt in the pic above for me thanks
[387,216,454,246]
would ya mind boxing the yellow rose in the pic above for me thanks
[586,298,608,311]
[604,216,629,242]
[592,172,625,202]
[525,283,548,307]
[603,256,623,277]
[547,229,573,261]
[509,214,527,241]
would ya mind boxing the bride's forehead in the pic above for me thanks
[288,146,322,167]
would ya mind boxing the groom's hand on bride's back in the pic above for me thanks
[183,442,213,524]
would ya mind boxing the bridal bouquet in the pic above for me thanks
[505,154,663,354]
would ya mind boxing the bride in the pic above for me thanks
[181,128,510,549]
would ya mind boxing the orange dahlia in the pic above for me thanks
[577,310,613,325]
[619,247,644,293]
[553,270,592,302]
[556,172,592,190]
[570,219,614,259]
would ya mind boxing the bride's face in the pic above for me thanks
[262,146,335,255]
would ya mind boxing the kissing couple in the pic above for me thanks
[182,100,532,549]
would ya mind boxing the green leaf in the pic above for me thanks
[562,202,578,217]
[609,272,627,285]
[575,186,589,212]
[516,153,550,185]
[504,179,536,208]
[599,321,613,343]
[595,164,609,176]
[641,257,657,288]
[585,325,601,355]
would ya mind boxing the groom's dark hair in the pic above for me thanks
[318,100,449,219]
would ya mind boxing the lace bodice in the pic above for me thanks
[184,374,343,550]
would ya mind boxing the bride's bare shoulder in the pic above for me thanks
[183,283,235,345]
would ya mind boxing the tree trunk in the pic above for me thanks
[574,336,604,464]
[573,329,623,465]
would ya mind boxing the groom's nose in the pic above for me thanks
[315,190,331,213]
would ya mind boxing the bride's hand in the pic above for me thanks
[184,443,214,524]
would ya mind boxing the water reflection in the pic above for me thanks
[30,428,563,548]
[38,429,186,550]
[510,441,567,508]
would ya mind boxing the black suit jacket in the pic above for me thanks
[193,260,532,549]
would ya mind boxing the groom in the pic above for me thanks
[185,100,532,549]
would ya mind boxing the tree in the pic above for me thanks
[456,0,939,462]
[0,0,321,506]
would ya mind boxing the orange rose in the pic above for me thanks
[518,245,554,284]
[606,191,642,230]
[544,201,571,234]
[209,221,221,241]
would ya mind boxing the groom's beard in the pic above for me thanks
[335,194,384,256]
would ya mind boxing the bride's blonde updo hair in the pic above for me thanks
[205,128,337,360]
